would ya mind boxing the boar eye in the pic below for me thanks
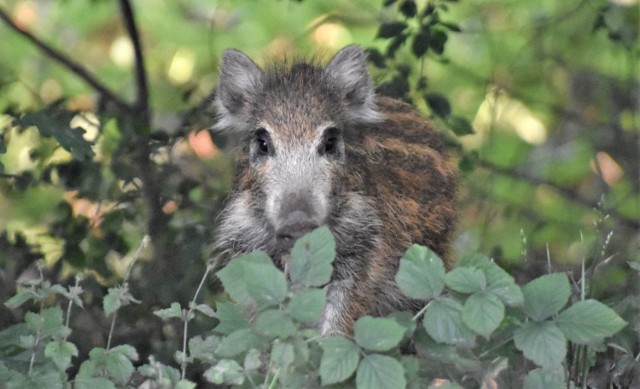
[324,136,338,154]
[320,127,342,157]
[254,128,271,156]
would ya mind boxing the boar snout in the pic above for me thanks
[275,210,319,250]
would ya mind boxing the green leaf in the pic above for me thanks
[556,299,627,344]
[444,267,486,294]
[15,105,94,161]
[448,115,474,136]
[429,28,448,54]
[154,302,183,320]
[4,288,40,309]
[254,309,295,338]
[377,22,408,39]
[356,354,406,389]
[412,29,430,57]
[217,251,287,308]
[192,303,216,318]
[103,288,122,317]
[44,340,78,371]
[204,359,244,386]
[288,288,326,324]
[388,311,416,339]
[399,0,417,18]
[243,348,262,371]
[514,321,566,368]
[462,291,504,338]
[423,297,475,346]
[74,377,117,389]
[319,336,360,386]
[216,328,260,357]
[271,340,295,369]
[354,316,405,352]
[214,301,248,335]
[523,367,566,389]
[460,254,523,306]
[188,335,220,363]
[522,273,570,321]
[395,244,445,299]
[105,345,138,385]
[25,307,68,338]
[425,93,451,119]
[289,226,336,287]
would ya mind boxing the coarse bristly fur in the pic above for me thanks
[212,44,458,335]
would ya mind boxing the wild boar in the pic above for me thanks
[213,45,457,334]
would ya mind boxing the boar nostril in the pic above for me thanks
[275,211,319,246]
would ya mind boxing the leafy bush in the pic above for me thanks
[1,228,634,388]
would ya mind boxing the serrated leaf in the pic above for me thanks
[354,316,405,352]
[377,22,408,39]
[216,328,260,357]
[412,29,431,57]
[217,251,287,308]
[356,354,406,389]
[254,309,295,338]
[74,377,117,389]
[4,288,40,309]
[522,273,570,321]
[399,0,417,18]
[429,28,448,54]
[154,302,183,320]
[448,115,474,136]
[289,226,336,287]
[193,303,216,318]
[444,267,486,294]
[271,340,295,369]
[425,93,451,119]
[319,336,360,386]
[556,299,627,344]
[395,244,445,299]
[214,301,248,335]
[16,106,94,161]
[243,348,262,371]
[388,311,416,339]
[523,367,566,389]
[103,288,123,317]
[105,349,135,385]
[45,340,78,371]
[175,380,196,389]
[288,288,326,324]
[216,252,267,306]
[204,359,244,386]
[423,297,475,346]
[462,291,504,338]
[189,335,220,363]
[514,321,566,368]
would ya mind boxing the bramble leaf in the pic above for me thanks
[395,244,445,299]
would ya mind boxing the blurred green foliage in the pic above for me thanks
[0,0,638,384]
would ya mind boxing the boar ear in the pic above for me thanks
[214,49,263,131]
[325,45,383,123]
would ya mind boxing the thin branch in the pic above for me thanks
[478,159,640,229]
[117,0,149,115]
[0,6,130,111]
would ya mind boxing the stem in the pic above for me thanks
[117,0,149,115]
[107,311,117,351]
[181,263,215,380]
[28,333,40,377]
[412,300,433,321]
[125,235,150,281]
[181,313,188,380]
[64,277,82,341]
[0,6,130,111]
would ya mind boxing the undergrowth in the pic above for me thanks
[0,227,637,388]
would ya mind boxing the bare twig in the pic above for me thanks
[478,159,640,230]
[117,0,149,115]
[0,6,130,111]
